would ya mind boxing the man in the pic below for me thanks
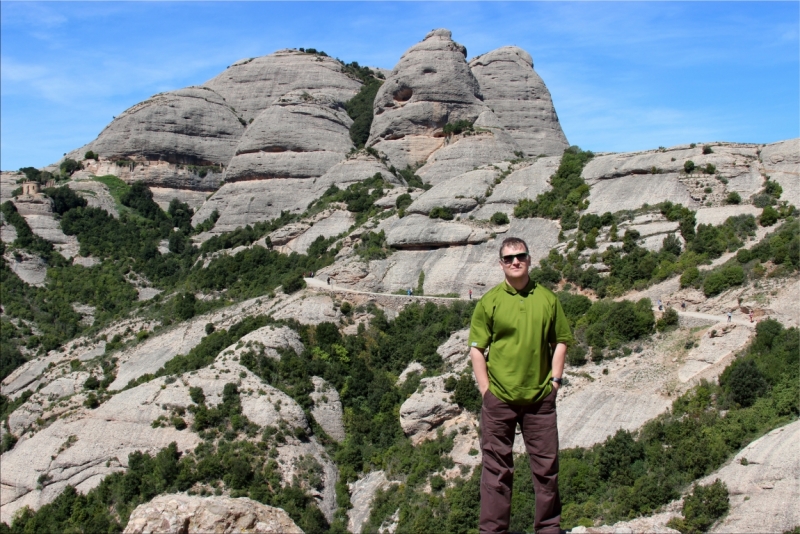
[469,237,573,534]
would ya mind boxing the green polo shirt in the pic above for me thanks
[469,279,574,405]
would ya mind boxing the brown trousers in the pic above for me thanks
[480,388,561,534]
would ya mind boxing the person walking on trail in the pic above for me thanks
[727,311,732,323]
[681,301,686,311]
[469,288,473,300]
[657,299,663,311]
[327,277,331,286]
[749,310,754,323]
[468,237,573,534]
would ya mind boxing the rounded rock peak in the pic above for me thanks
[470,46,534,69]
[424,28,453,40]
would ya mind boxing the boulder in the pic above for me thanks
[203,50,362,123]
[71,87,245,166]
[224,91,354,182]
[123,494,302,534]
[469,46,569,158]
[399,374,461,444]
[216,324,304,361]
[309,376,346,442]
[368,29,490,168]
[760,138,800,206]
[397,362,425,386]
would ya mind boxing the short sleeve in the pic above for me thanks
[549,297,574,346]
[468,298,492,350]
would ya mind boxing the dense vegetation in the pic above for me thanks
[344,76,382,148]
[514,146,594,229]
[362,319,798,533]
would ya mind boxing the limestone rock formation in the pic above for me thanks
[203,50,362,123]
[469,46,569,158]
[436,329,470,372]
[224,91,354,182]
[71,87,245,166]
[123,494,302,534]
[406,169,498,215]
[4,250,47,286]
[309,376,346,442]
[760,138,800,206]
[480,156,560,215]
[67,178,119,217]
[399,374,461,444]
[347,471,397,534]
[368,29,489,168]
[385,215,490,248]
[415,114,521,186]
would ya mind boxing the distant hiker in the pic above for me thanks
[657,299,663,311]
[327,277,331,285]
[727,311,732,323]
[681,301,686,311]
[407,288,412,296]
[469,288,473,300]
[749,311,754,323]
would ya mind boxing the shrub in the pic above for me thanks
[703,265,745,297]
[395,193,412,211]
[282,273,306,294]
[175,292,197,321]
[490,212,509,225]
[759,206,779,227]
[702,145,713,155]
[667,480,729,534]
[442,120,474,136]
[656,308,679,331]
[59,158,83,177]
[703,163,716,175]
[764,179,783,199]
[429,206,454,220]
[725,191,741,205]
[683,160,696,174]
[661,234,682,256]
[566,344,588,366]
[345,78,382,148]
[43,186,88,215]
[84,151,99,161]
[680,266,700,288]
[84,376,100,390]
[722,360,768,407]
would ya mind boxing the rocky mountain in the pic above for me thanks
[2,28,798,534]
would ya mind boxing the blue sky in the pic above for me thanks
[1,1,798,171]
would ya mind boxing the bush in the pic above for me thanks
[395,193,412,211]
[59,158,83,177]
[429,207,454,220]
[490,212,509,225]
[703,163,716,175]
[703,265,745,297]
[725,191,741,205]
[764,179,783,199]
[683,160,695,174]
[661,234,682,256]
[566,344,588,366]
[702,145,714,155]
[175,292,197,321]
[656,308,679,331]
[282,273,306,294]
[667,480,729,534]
[43,186,87,216]
[345,78,382,148]
[442,120,473,136]
[84,151,99,161]
[759,206,779,227]
[722,360,768,407]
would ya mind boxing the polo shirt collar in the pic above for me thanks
[502,278,536,296]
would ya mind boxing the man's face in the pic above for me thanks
[499,244,531,280]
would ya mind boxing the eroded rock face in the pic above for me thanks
[204,50,362,123]
[4,250,47,286]
[399,374,461,444]
[406,169,497,215]
[347,471,396,534]
[368,29,489,168]
[469,46,569,158]
[67,178,119,217]
[225,91,354,182]
[73,87,245,166]
[415,114,521,186]
[760,138,800,206]
[123,494,303,534]
[309,376,346,442]
[385,214,490,248]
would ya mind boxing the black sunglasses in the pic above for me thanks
[500,253,530,264]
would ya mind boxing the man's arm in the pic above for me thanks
[470,347,490,397]
[550,342,567,391]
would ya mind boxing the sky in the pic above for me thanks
[1,1,798,171]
